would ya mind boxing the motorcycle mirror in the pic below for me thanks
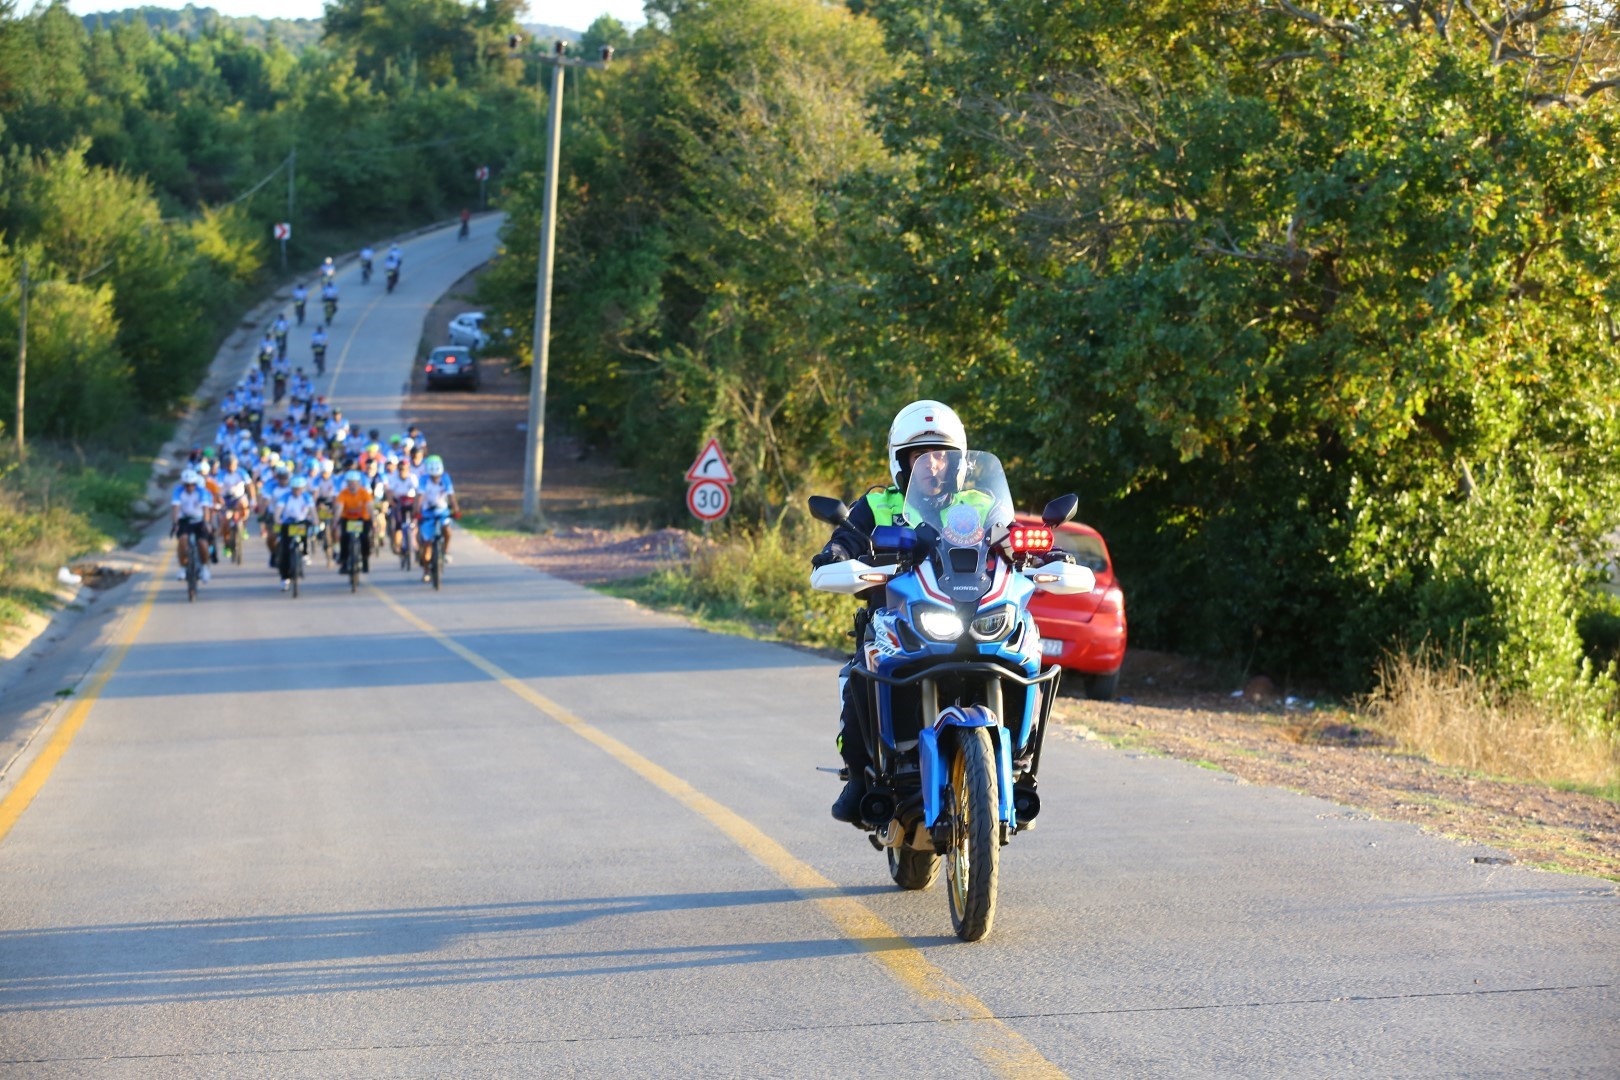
[1042,493,1079,528]
[807,496,851,527]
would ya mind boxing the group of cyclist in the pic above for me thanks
[170,246,460,595]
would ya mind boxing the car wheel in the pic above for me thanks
[1084,670,1120,701]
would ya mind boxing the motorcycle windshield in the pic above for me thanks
[902,450,1016,544]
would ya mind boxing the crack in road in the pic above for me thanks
[5,982,1610,1065]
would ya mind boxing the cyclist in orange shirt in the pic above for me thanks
[334,470,375,575]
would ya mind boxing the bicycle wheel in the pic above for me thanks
[400,520,412,570]
[431,533,442,590]
[185,539,198,603]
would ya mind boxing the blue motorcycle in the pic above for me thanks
[810,450,1095,941]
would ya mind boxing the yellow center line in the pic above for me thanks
[369,583,1067,1079]
[0,575,163,844]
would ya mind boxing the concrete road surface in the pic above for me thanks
[0,219,1615,1078]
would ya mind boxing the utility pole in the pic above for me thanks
[519,39,612,530]
[15,256,27,461]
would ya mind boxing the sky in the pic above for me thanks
[66,2,647,31]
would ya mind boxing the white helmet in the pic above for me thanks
[181,469,200,485]
[887,400,967,492]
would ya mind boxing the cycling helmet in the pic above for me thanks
[344,470,364,487]
[180,469,200,485]
[425,455,445,478]
[887,400,967,493]
[321,459,336,474]
[291,475,308,490]
[388,434,402,447]
[196,460,211,475]
[368,429,380,440]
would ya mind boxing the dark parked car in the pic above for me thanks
[1016,513,1127,700]
[424,346,479,391]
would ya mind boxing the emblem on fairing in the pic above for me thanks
[941,503,985,547]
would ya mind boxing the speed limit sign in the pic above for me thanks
[686,479,731,522]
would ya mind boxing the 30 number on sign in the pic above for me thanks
[687,480,731,522]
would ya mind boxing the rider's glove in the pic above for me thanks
[811,545,849,569]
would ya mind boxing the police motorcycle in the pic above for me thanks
[809,450,1094,942]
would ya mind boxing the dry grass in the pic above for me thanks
[1365,651,1620,791]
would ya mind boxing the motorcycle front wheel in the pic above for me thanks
[945,728,1000,941]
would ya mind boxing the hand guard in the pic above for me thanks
[811,545,849,569]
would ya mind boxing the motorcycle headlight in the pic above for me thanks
[916,608,965,641]
[970,607,1014,641]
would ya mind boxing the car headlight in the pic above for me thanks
[970,607,1014,641]
[916,608,965,641]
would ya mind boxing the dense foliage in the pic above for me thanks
[482,0,1620,717]
[0,0,531,445]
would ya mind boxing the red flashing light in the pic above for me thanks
[1008,525,1053,554]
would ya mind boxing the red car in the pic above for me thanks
[1016,513,1127,700]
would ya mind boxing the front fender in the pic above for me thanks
[919,706,1015,828]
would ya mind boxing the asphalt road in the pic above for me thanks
[0,220,1615,1078]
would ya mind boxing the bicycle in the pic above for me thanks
[323,298,337,324]
[312,344,327,376]
[421,507,452,590]
[220,508,245,566]
[316,501,334,565]
[279,522,308,598]
[393,499,416,570]
[175,524,203,602]
[342,518,367,593]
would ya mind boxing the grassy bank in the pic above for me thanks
[596,524,850,653]
[0,445,147,632]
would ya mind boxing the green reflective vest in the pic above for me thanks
[864,487,905,526]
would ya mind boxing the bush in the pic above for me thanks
[1366,649,1620,792]
[610,522,852,651]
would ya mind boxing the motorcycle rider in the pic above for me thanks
[812,400,969,824]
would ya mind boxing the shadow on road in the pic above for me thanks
[0,886,896,1012]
